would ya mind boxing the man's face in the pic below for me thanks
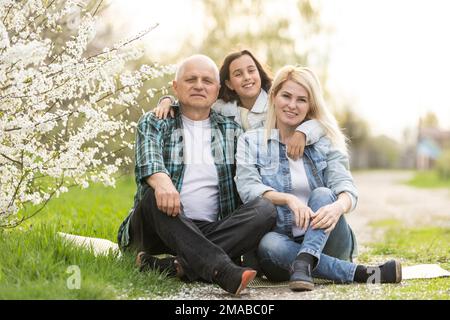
[173,59,220,111]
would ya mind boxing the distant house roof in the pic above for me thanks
[419,127,450,145]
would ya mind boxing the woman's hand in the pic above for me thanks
[310,202,344,233]
[153,97,174,119]
[286,195,314,231]
[287,131,306,160]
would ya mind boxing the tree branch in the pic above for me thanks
[0,178,65,229]
[0,153,22,166]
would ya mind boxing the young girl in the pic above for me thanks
[153,50,324,159]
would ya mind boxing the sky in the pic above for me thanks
[106,0,450,141]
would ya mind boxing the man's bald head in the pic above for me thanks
[172,54,221,119]
[175,54,220,83]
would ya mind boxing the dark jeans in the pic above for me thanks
[128,187,277,282]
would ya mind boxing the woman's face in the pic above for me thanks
[225,54,262,101]
[274,80,310,129]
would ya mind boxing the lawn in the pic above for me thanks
[0,177,449,299]
[302,222,450,300]
[0,176,183,299]
[406,170,450,189]
[353,220,450,299]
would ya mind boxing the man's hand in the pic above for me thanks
[286,194,314,231]
[287,131,306,160]
[147,173,181,217]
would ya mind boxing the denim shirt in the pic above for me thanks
[235,128,358,238]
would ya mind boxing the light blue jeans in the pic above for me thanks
[258,187,357,283]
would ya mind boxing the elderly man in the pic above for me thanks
[117,55,276,295]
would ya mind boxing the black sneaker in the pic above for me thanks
[379,259,402,283]
[213,264,257,295]
[289,260,314,291]
[136,251,178,277]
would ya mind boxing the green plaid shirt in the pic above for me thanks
[117,104,243,249]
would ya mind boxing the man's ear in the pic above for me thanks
[225,80,234,91]
[172,80,177,95]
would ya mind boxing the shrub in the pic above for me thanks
[436,149,450,180]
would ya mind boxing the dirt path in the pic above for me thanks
[345,171,450,244]
[165,171,450,300]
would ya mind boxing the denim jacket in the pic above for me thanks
[235,128,358,238]
[213,90,268,129]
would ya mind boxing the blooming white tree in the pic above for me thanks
[0,0,174,227]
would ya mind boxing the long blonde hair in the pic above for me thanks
[265,65,348,155]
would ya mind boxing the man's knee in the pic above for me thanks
[138,186,159,213]
[131,186,161,229]
[255,197,277,219]
[253,197,277,224]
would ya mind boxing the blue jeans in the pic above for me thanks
[258,187,357,283]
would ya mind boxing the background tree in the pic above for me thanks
[177,0,330,78]
[367,135,401,168]
[0,0,173,228]
[335,107,371,168]
[420,111,440,128]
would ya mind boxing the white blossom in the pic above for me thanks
[0,1,174,227]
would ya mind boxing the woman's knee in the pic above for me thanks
[308,187,335,211]
[323,216,353,260]
[309,187,335,202]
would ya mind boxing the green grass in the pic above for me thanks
[406,170,450,189]
[0,176,183,299]
[1,177,449,299]
[17,176,137,241]
[368,218,402,229]
[354,221,450,299]
[312,277,450,300]
[370,226,450,269]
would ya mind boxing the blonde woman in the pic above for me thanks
[235,65,402,291]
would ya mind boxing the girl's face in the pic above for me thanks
[225,54,262,101]
[274,80,310,128]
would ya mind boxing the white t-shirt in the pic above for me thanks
[288,157,311,237]
[180,115,219,222]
